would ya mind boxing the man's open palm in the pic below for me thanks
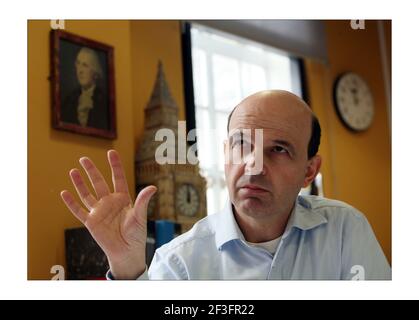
[60,150,156,279]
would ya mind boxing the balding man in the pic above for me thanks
[61,90,391,280]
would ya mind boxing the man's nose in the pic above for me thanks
[244,148,265,176]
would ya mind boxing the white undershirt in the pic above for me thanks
[246,236,282,255]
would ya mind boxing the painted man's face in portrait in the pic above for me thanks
[75,50,97,89]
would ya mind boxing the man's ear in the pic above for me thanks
[302,155,322,188]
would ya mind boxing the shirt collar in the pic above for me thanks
[215,201,245,250]
[215,195,328,250]
[281,195,328,239]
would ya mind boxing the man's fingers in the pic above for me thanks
[60,190,89,223]
[107,150,130,195]
[134,186,157,221]
[69,168,98,210]
[79,157,111,199]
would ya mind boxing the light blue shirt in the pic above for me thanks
[135,195,391,280]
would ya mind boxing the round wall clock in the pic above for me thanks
[333,72,375,132]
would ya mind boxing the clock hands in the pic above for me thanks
[350,87,359,106]
[186,186,191,203]
[177,184,199,217]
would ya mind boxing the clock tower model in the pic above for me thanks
[135,61,207,232]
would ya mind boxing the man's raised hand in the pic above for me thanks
[60,150,156,279]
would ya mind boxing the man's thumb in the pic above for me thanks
[134,185,157,219]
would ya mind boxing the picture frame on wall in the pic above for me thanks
[50,30,117,139]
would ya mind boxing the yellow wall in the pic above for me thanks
[28,20,391,279]
[130,20,186,148]
[28,20,185,279]
[305,20,391,263]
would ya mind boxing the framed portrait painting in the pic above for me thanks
[50,30,116,139]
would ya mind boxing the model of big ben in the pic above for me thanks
[135,61,207,232]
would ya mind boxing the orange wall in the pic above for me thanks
[305,20,391,262]
[130,20,186,149]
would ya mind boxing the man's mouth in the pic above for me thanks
[239,184,269,195]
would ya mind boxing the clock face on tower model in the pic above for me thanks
[176,184,200,217]
[333,72,375,132]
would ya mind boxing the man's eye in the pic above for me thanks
[272,146,287,154]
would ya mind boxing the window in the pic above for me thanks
[189,23,308,215]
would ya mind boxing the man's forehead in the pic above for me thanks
[230,114,300,130]
[229,111,309,139]
[229,127,297,144]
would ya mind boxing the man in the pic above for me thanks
[61,90,391,280]
[61,47,109,130]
